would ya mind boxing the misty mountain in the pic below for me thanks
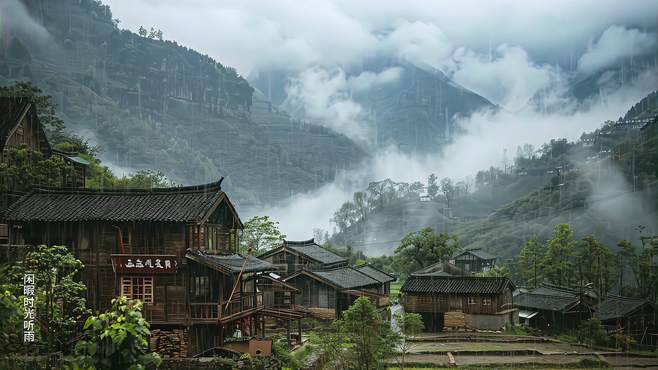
[570,54,657,103]
[331,93,658,257]
[0,0,366,206]
[250,60,495,153]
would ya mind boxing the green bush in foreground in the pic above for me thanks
[67,297,161,370]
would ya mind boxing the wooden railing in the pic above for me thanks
[190,292,263,321]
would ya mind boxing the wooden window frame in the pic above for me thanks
[121,276,154,304]
[468,296,477,305]
[482,297,492,306]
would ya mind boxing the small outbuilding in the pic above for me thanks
[514,284,593,331]
[595,295,655,344]
[451,249,496,273]
[400,275,517,331]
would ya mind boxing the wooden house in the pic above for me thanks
[258,238,347,276]
[514,284,593,331]
[283,266,390,319]
[595,295,656,344]
[400,275,517,331]
[2,179,303,357]
[0,97,87,203]
[355,264,396,295]
[450,248,496,273]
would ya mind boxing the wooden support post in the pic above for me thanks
[298,319,302,345]
[261,315,266,338]
[287,319,291,349]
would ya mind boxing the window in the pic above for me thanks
[482,297,492,306]
[468,297,477,305]
[273,252,287,264]
[121,276,153,304]
[193,276,209,298]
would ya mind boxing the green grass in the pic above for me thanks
[390,281,402,299]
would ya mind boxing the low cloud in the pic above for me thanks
[578,25,657,75]
[282,67,401,145]
[445,45,564,110]
[0,0,51,47]
[255,66,657,242]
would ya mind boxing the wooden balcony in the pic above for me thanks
[190,292,263,323]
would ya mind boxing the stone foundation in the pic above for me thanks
[151,329,189,358]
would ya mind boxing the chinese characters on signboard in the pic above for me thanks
[111,254,178,274]
[23,274,36,343]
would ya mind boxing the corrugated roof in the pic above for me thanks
[186,249,275,274]
[3,180,229,223]
[453,248,496,261]
[284,267,380,290]
[355,264,396,283]
[595,295,652,321]
[401,276,514,295]
[282,239,347,265]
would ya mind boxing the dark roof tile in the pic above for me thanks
[401,276,514,295]
[595,295,653,321]
[4,180,228,223]
[355,264,396,283]
[186,249,274,274]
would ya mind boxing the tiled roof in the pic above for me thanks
[284,267,380,290]
[401,276,514,295]
[355,264,396,283]
[595,295,652,321]
[4,180,229,223]
[186,249,275,274]
[514,292,579,312]
[453,248,496,261]
[531,283,597,300]
[261,239,347,265]
[411,261,464,277]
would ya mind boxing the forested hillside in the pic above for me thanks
[0,0,366,206]
[252,60,494,153]
[331,92,658,257]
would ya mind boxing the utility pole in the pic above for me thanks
[640,235,658,331]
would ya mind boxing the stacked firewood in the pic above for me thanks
[151,329,188,358]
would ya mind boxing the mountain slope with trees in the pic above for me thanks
[0,0,367,206]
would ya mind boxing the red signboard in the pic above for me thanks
[111,254,179,274]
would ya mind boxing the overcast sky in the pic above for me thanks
[105,0,656,76]
[100,0,658,240]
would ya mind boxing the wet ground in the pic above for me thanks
[392,332,658,369]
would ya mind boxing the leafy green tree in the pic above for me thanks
[0,146,75,192]
[115,170,172,188]
[0,81,66,142]
[477,264,512,278]
[440,177,456,208]
[394,312,424,370]
[395,228,460,277]
[0,289,22,352]
[311,297,397,369]
[310,323,350,370]
[339,297,397,370]
[616,240,635,295]
[70,297,161,370]
[517,236,545,288]
[242,215,286,253]
[427,173,438,199]
[575,235,616,298]
[576,318,609,347]
[542,224,577,286]
[7,245,88,354]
